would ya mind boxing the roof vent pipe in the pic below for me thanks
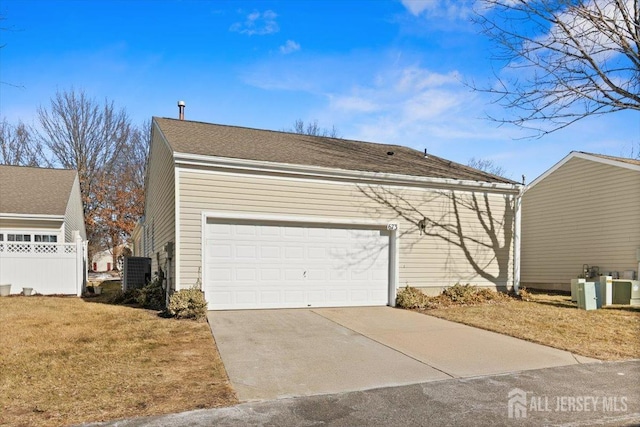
[424,148,428,159]
[178,100,186,120]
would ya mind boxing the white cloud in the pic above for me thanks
[400,0,474,19]
[330,95,380,113]
[319,64,490,150]
[230,10,279,36]
[401,0,439,15]
[327,66,465,120]
[279,40,301,54]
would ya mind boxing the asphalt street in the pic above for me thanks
[88,360,640,427]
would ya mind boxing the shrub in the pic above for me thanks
[396,286,430,309]
[442,283,478,304]
[135,279,165,310]
[442,283,511,305]
[397,283,510,310]
[109,289,139,305]
[168,288,208,321]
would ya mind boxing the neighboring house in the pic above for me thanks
[521,152,640,291]
[0,165,87,295]
[139,116,522,310]
[91,244,129,272]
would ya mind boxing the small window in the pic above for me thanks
[35,235,58,243]
[0,234,3,242]
[8,234,31,242]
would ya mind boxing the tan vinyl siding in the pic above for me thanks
[144,126,176,284]
[63,175,87,241]
[131,222,143,256]
[177,168,515,292]
[521,157,640,290]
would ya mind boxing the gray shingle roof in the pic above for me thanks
[0,165,77,216]
[154,117,515,184]
[582,152,640,166]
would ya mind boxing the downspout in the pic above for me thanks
[513,186,524,294]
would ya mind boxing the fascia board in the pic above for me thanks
[525,151,640,192]
[173,151,522,193]
[0,213,65,221]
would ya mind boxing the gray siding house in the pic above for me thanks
[521,152,640,291]
[139,116,522,310]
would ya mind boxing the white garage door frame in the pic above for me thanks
[200,211,400,309]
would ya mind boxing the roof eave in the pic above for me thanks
[526,151,640,191]
[173,151,522,193]
[0,213,66,221]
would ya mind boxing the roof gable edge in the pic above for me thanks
[525,151,640,191]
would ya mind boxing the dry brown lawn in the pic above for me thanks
[420,292,640,361]
[0,289,237,427]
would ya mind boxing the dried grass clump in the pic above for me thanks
[168,288,208,321]
[396,286,431,309]
[396,284,510,310]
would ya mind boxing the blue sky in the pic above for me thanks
[1,0,637,182]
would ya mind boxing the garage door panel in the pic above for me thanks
[210,267,232,281]
[260,269,281,281]
[236,245,257,259]
[236,291,257,304]
[284,227,304,237]
[261,246,280,258]
[208,224,232,236]
[235,268,257,281]
[236,226,257,236]
[259,227,280,236]
[205,221,390,310]
[307,269,326,280]
[260,291,280,304]
[209,243,232,257]
[284,247,304,259]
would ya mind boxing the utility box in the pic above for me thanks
[571,278,585,302]
[576,282,598,311]
[612,280,632,305]
[123,257,152,291]
[598,276,613,306]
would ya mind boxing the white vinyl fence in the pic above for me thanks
[0,239,87,296]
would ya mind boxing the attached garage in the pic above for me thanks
[203,216,395,310]
[140,115,521,311]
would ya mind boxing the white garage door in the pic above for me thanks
[204,220,390,310]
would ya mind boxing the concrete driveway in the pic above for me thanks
[208,307,596,402]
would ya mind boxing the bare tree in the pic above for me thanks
[467,157,508,178]
[0,119,46,166]
[475,0,640,135]
[35,88,132,256]
[290,119,340,138]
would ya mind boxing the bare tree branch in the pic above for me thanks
[34,88,135,258]
[288,119,340,138]
[467,157,509,177]
[0,119,47,166]
[474,0,640,136]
